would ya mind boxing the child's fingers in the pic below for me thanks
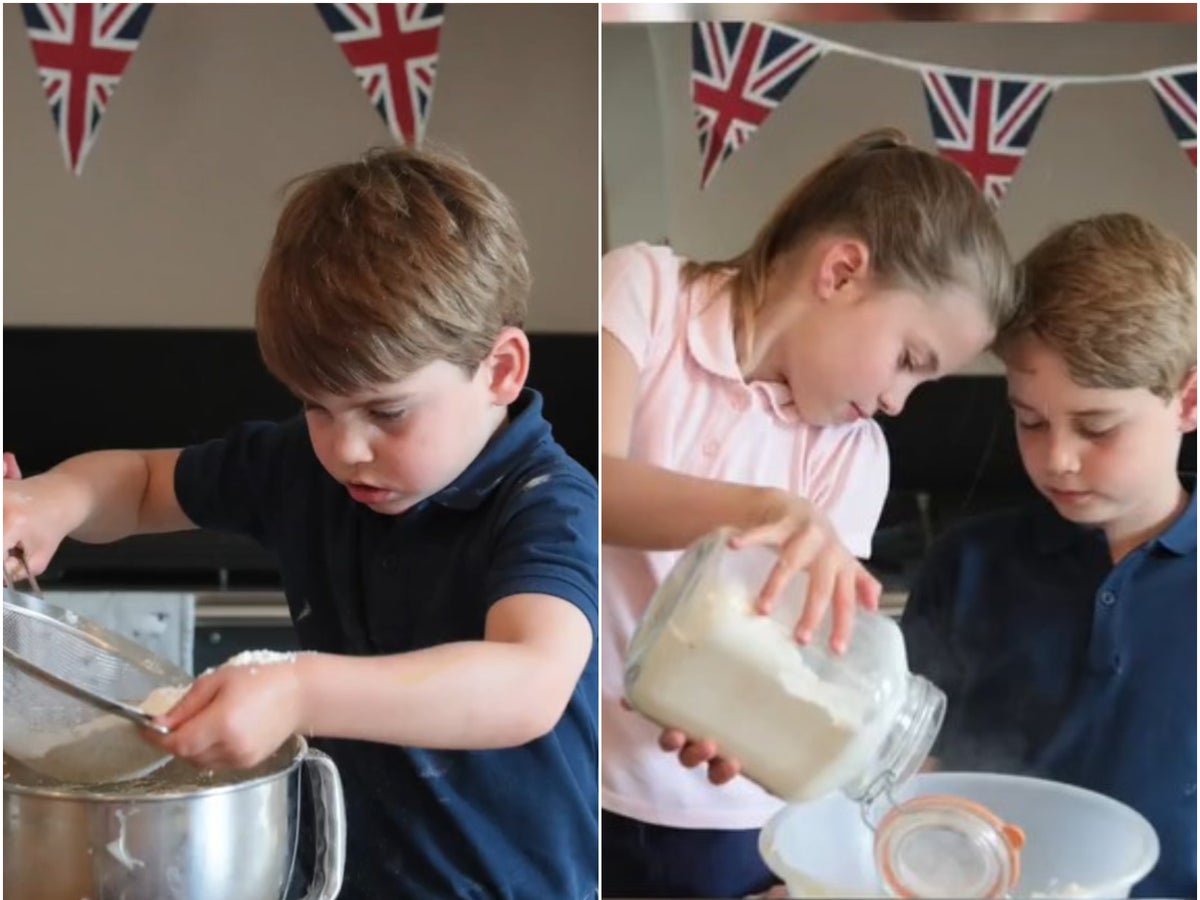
[792,547,840,643]
[5,545,46,581]
[707,756,741,785]
[755,528,821,615]
[855,567,882,611]
[678,738,719,769]
[158,676,222,731]
[154,716,220,762]
[827,567,858,655]
[3,453,21,480]
[658,728,687,752]
[728,522,781,551]
[796,552,837,646]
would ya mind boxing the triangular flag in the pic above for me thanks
[22,3,154,176]
[692,22,823,189]
[1149,66,1196,167]
[921,68,1055,206]
[317,4,443,146]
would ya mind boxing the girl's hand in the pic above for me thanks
[659,727,742,786]
[737,490,881,654]
[146,662,307,769]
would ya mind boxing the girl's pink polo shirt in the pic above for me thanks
[602,242,890,828]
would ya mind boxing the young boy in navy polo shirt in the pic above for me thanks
[2,147,598,899]
[901,213,1196,898]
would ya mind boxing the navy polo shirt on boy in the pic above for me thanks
[174,389,598,900]
[901,493,1196,899]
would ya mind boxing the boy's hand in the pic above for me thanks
[737,490,881,654]
[147,662,307,769]
[3,471,86,579]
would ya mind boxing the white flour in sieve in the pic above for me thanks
[16,652,304,784]
[13,684,189,784]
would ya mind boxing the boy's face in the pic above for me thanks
[301,359,509,516]
[1005,334,1195,534]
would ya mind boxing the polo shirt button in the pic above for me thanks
[1099,591,1116,606]
[702,439,719,457]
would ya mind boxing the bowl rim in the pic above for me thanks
[759,770,1162,898]
[3,735,309,803]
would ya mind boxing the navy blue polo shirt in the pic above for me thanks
[900,493,1196,898]
[174,389,598,900]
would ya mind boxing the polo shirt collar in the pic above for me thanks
[1031,489,1197,556]
[1154,489,1196,556]
[685,280,799,422]
[429,388,550,511]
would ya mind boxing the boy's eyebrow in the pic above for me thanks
[1008,396,1120,417]
[1068,408,1122,418]
[364,392,416,405]
[295,391,416,407]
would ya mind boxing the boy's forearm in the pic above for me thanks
[601,454,783,550]
[295,642,574,749]
[49,449,187,542]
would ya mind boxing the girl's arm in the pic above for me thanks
[602,331,790,550]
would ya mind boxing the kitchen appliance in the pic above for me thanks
[4,733,346,900]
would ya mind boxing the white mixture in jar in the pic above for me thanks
[627,580,896,801]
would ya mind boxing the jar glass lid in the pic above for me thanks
[874,793,1025,898]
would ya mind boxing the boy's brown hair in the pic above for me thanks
[682,127,1016,353]
[256,145,531,397]
[997,213,1196,399]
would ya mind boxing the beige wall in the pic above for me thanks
[4,3,598,332]
[602,22,1196,371]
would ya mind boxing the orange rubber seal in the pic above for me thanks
[876,793,1025,898]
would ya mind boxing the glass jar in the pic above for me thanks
[625,529,945,805]
[626,530,1026,898]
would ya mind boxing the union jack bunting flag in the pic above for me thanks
[22,3,154,176]
[1149,66,1196,167]
[692,22,823,188]
[317,4,443,146]
[921,68,1055,205]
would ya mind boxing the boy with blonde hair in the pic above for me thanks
[3,147,599,899]
[902,213,1196,898]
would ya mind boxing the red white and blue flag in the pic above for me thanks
[921,68,1055,205]
[22,3,154,176]
[692,22,823,188]
[1149,66,1196,167]
[317,3,443,146]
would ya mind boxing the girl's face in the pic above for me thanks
[752,259,995,425]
